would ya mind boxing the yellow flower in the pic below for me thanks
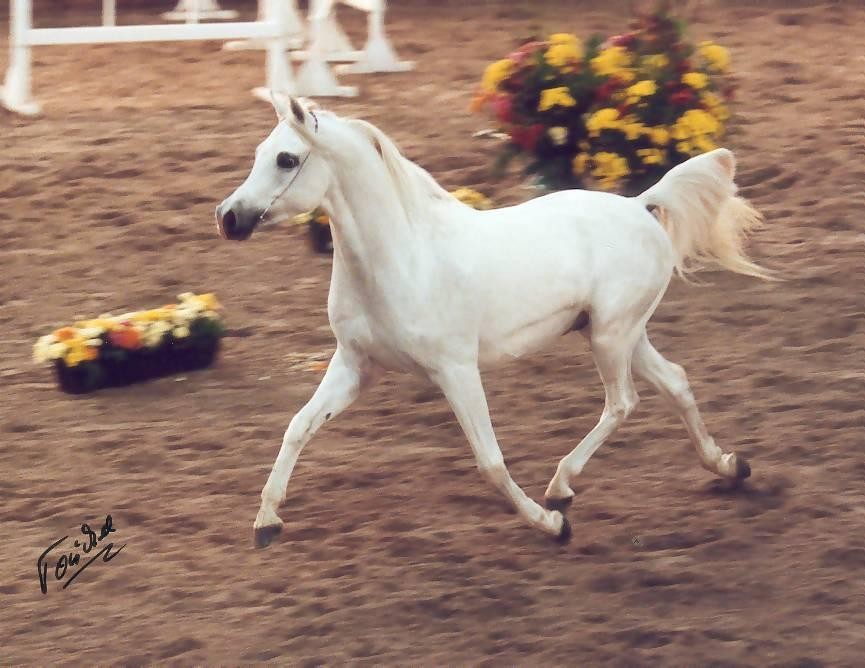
[682,72,709,90]
[637,148,666,165]
[64,343,98,368]
[649,127,670,146]
[173,326,190,339]
[591,152,630,190]
[134,308,172,322]
[586,107,621,136]
[451,188,492,210]
[482,58,514,93]
[626,79,657,100]
[545,41,583,70]
[194,293,221,311]
[643,53,669,70]
[591,46,634,82]
[538,86,577,111]
[75,318,116,331]
[547,126,569,146]
[699,42,731,73]
[694,135,718,153]
[549,33,580,47]
[290,211,314,226]
[622,118,647,141]
[674,109,721,139]
[702,92,731,122]
[572,153,590,175]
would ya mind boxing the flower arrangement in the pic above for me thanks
[470,2,734,193]
[292,187,495,254]
[33,293,225,394]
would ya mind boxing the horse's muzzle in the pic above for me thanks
[215,205,262,241]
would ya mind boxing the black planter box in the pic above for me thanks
[308,219,333,255]
[54,338,220,394]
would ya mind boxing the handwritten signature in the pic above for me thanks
[37,515,126,594]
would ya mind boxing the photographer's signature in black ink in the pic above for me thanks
[37,515,126,594]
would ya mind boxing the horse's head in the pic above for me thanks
[215,95,333,241]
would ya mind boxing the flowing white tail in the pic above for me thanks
[637,148,772,279]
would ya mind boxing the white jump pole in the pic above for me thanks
[102,0,116,27]
[0,0,295,116]
[1,0,38,115]
[336,0,413,74]
[223,0,305,52]
[294,0,358,98]
[253,0,298,102]
[162,0,238,22]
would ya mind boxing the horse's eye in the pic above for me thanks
[276,152,299,170]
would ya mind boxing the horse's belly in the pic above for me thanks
[477,305,581,369]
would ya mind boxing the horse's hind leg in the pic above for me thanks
[544,329,641,509]
[631,333,751,480]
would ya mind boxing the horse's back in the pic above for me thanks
[459,189,674,367]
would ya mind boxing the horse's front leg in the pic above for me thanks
[432,363,570,542]
[254,346,377,548]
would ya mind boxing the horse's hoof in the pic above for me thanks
[555,513,572,545]
[254,523,283,549]
[544,495,574,512]
[735,456,752,480]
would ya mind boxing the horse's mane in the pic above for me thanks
[346,118,467,224]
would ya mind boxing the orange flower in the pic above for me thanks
[469,94,487,113]
[108,327,142,350]
[54,327,78,341]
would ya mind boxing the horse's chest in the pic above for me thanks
[329,295,434,372]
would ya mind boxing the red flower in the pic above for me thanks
[492,94,513,124]
[608,32,637,48]
[595,79,621,102]
[511,123,545,151]
[508,41,545,67]
[670,89,695,106]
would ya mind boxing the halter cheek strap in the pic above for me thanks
[258,112,319,225]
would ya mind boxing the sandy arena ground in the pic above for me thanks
[1,1,864,665]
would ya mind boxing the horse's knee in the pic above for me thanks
[477,458,507,486]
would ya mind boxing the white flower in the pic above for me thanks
[48,343,67,358]
[78,326,104,339]
[173,326,190,339]
[548,126,569,146]
[85,338,103,347]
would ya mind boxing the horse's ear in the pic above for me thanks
[269,92,320,146]
[269,89,288,122]
[283,95,320,147]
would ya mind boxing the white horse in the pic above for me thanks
[216,96,771,547]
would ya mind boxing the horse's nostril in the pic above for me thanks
[223,210,237,235]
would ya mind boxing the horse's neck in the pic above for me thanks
[323,158,427,286]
